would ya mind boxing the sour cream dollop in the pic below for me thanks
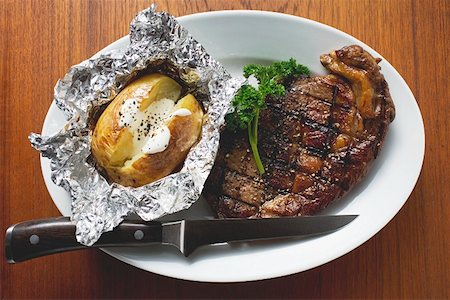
[118,97,191,155]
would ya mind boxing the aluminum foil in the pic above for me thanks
[29,5,244,246]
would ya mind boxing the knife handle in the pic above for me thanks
[5,217,162,263]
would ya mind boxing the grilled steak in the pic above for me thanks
[204,45,395,218]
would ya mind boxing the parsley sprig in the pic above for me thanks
[226,58,310,175]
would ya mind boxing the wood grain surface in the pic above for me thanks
[1,0,449,298]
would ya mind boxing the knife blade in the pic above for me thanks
[5,215,357,263]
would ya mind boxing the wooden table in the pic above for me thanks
[1,0,449,298]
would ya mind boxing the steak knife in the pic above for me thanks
[5,215,357,263]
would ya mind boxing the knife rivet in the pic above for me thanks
[134,230,144,240]
[29,234,39,245]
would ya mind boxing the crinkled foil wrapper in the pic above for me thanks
[29,5,244,246]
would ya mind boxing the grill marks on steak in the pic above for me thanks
[204,45,395,218]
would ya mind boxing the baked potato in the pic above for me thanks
[91,73,203,187]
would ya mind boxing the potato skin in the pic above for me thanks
[91,74,203,187]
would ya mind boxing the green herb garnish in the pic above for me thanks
[226,58,310,175]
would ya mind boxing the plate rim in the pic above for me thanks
[40,9,425,282]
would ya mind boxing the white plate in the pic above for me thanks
[40,11,424,282]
